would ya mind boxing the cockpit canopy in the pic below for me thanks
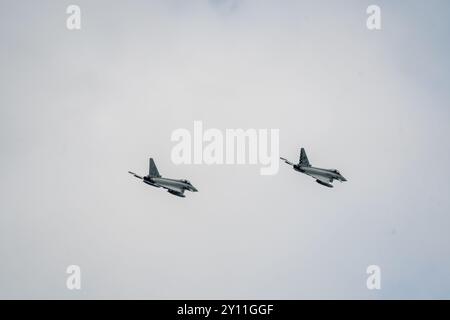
[333,169,340,174]
[182,179,191,184]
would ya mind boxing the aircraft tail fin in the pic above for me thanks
[299,148,311,167]
[149,158,161,177]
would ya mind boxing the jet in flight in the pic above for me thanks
[280,148,347,188]
[129,158,198,197]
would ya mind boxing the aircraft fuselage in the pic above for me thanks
[292,165,347,187]
[143,176,198,195]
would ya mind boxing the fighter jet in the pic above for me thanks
[280,148,347,188]
[128,158,198,197]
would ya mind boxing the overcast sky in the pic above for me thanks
[1,0,450,299]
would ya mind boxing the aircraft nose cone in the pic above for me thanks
[341,176,347,182]
[192,186,198,192]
